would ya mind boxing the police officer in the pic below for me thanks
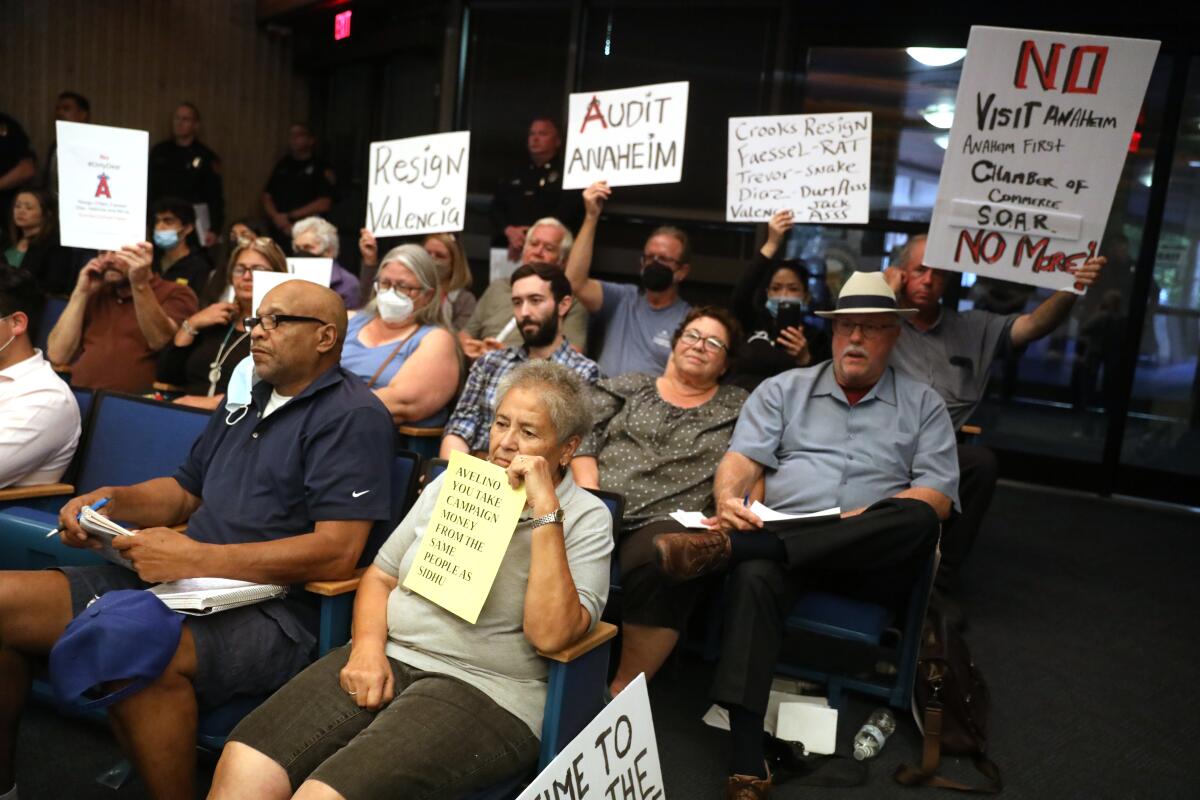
[148,102,225,246]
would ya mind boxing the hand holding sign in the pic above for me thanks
[504,454,560,517]
[582,180,612,219]
[366,131,470,237]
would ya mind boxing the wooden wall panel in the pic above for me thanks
[0,0,309,227]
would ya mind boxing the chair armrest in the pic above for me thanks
[152,381,186,393]
[0,483,74,501]
[397,425,445,438]
[305,568,365,597]
[959,424,982,436]
[537,621,617,663]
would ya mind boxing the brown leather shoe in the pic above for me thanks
[653,530,731,582]
[727,773,771,799]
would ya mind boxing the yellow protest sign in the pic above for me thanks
[402,450,527,623]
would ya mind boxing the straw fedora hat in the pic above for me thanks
[815,271,917,318]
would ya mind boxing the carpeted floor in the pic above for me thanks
[13,482,1200,798]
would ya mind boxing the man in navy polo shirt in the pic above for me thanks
[0,280,394,800]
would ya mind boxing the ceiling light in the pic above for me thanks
[906,47,967,67]
[922,103,955,129]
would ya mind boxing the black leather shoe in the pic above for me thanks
[726,773,771,799]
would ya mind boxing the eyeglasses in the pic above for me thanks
[374,280,424,296]
[231,265,277,278]
[641,254,681,269]
[243,314,327,331]
[831,319,898,339]
[679,329,728,353]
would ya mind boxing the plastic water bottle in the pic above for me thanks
[852,708,896,761]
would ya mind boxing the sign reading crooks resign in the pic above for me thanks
[726,112,872,224]
[925,26,1158,292]
[518,674,664,800]
[366,130,470,237]
[563,81,689,190]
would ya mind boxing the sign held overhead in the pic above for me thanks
[366,131,470,237]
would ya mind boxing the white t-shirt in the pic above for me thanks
[262,390,291,418]
[0,350,81,487]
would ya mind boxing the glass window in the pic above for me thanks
[1120,57,1200,478]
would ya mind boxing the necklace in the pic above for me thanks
[207,325,249,396]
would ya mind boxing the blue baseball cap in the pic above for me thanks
[49,590,183,710]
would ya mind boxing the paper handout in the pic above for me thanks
[402,451,526,623]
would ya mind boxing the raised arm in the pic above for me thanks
[122,243,182,350]
[47,255,106,364]
[1010,256,1105,347]
[564,181,611,314]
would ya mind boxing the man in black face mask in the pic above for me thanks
[566,181,693,377]
[440,263,600,458]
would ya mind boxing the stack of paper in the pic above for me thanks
[149,578,287,616]
[78,507,136,568]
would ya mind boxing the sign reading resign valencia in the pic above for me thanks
[925,26,1158,292]
[402,451,526,624]
[562,81,689,190]
[726,112,872,224]
[366,130,470,237]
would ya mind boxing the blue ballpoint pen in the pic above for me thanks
[44,497,111,538]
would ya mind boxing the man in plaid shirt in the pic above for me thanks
[440,263,600,457]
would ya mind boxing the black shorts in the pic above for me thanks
[58,565,316,707]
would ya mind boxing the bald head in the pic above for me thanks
[263,280,347,350]
[252,281,347,393]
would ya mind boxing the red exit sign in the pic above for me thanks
[334,9,352,41]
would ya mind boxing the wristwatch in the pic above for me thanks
[181,319,198,336]
[529,508,565,529]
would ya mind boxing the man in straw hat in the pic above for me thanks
[654,271,959,799]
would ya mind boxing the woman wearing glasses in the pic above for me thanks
[571,306,748,696]
[157,237,289,409]
[341,243,462,426]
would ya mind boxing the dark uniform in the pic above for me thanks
[0,113,35,245]
[488,157,582,248]
[148,139,225,233]
[263,155,335,242]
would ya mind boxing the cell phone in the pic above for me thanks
[775,301,804,333]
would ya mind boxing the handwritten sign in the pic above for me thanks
[56,121,148,251]
[517,673,663,800]
[402,451,525,624]
[926,26,1159,292]
[726,112,872,223]
[563,81,689,190]
[366,131,470,237]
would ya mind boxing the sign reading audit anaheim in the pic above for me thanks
[925,26,1158,292]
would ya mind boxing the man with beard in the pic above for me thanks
[566,181,692,377]
[652,271,957,798]
[46,241,197,392]
[441,263,599,458]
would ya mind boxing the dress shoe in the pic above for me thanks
[726,773,771,799]
[653,530,731,582]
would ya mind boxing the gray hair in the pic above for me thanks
[893,233,927,270]
[368,243,451,328]
[291,216,340,258]
[494,361,592,444]
[527,217,574,263]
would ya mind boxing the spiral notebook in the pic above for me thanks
[148,578,287,616]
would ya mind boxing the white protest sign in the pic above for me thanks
[726,112,871,224]
[286,257,334,285]
[517,673,663,800]
[56,121,148,251]
[926,26,1158,292]
[251,271,331,313]
[563,81,688,190]
[366,131,469,236]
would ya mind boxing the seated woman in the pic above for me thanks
[341,243,461,426]
[209,361,613,799]
[291,216,362,309]
[729,209,830,391]
[423,232,477,331]
[5,188,93,295]
[196,219,268,305]
[571,306,748,695]
[157,237,288,409]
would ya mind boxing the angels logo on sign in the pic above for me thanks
[95,172,112,199]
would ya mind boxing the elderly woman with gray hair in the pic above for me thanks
[291,215,362,309]
[340,243,462,426]
[210,361,614,799]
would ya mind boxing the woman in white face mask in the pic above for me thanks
[340,244,462,426]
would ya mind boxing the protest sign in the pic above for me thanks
[726,112,872,223]
[402,451,526,624]
[56,121,148,251]
[926,26,1159,292]
[563,81,688,190]
[366,131,470,236]
[518,673,663,800]
[285,257,334,286]
[251,270,331,313]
